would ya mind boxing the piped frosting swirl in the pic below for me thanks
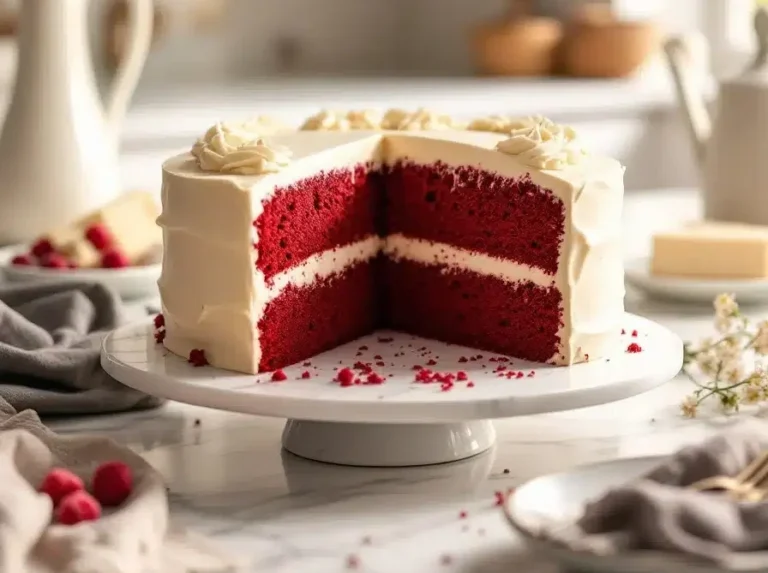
[191,121,292,175]
[495,116,587,170]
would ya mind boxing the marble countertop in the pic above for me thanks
[45,189,762,572]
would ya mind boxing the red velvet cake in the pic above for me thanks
[158,113,625,374]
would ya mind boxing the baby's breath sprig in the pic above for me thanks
[681,293,768,418]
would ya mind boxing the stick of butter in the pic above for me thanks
[651,221,768,279]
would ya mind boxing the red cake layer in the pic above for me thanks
[257,258,384,372]
[383,258,564,363]
[255,164,384,280]
[385,161,565,275]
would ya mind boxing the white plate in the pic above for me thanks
[100,313,682,467]
[0,245,160,300]
[505,456,756,573]
[625,257,768,305]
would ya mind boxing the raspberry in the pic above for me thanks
[91,461,133,507]
[101,248,130,269]
[56,490,102,525]
[39,468,84,506]
[10,254,32,265]
[31,238,54,258]
[84,224,112,250]
[153,313,165,329]
[41,253,69,269]
[271,369,287,382]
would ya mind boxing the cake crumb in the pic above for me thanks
[187,349,208,367]
[627,342,643,353]
[337,367,355,386]
[300,370,311,379]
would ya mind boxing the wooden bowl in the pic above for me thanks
[471,17,564,77]
[560,19,661,78]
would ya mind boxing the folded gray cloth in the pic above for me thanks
[0,398,239,572]
[546,419,768,569]
[0,281,162,415]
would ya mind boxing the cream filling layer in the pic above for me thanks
[253,234,558,324]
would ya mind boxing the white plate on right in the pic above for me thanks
[505,456,758,573]
[625,257,768,305]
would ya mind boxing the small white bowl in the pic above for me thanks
[0,245,160,300]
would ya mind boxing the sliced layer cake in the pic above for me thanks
[158,112,625,374]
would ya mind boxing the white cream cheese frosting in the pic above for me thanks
[191,121,292,175]
[159,124,624,373]
[300,108,463,131]
[495,116,587,170]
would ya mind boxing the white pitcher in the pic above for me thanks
[0,0,153,245]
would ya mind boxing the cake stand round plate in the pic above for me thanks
[101,313,682,467]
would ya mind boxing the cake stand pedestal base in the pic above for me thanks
[281,420,496,467]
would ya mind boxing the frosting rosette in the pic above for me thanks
[496,116,587,170]
[191,121,292,175]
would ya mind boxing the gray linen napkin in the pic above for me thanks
[545,419,768,569]
[0,281,162,415]
[0,399,239,573]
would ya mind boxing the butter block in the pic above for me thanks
[651,221,768,279]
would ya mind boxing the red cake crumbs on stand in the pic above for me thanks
[188,349,208,367]
[271,369,288,382]
[627,342,643,353]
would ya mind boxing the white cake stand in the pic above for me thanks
[101,313,683,467]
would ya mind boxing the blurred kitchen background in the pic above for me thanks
[0,0,755,194]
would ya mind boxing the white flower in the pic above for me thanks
[754,320,768,355]
[695,349,721,377]
[743,384,763,404]
[722,360,746,384]
[714,293,739,333]
[715,293,738,316]
[681,395,698,418]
